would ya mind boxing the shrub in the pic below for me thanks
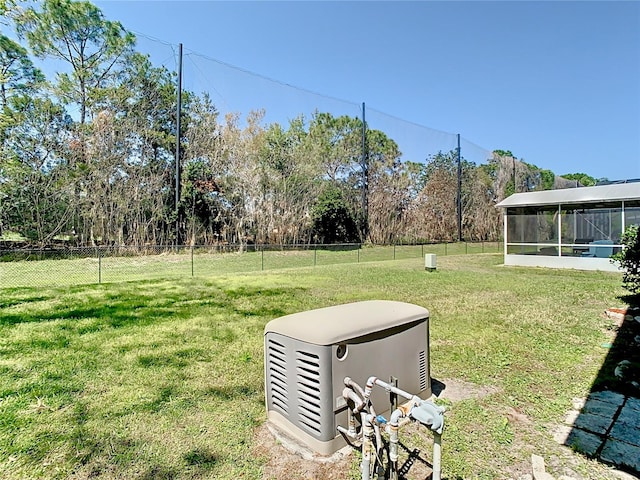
[311,186,360,244]
[612,225,640,294]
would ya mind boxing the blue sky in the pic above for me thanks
[88,1,638,179]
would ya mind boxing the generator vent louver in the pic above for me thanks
[296,350,322,435]
[419,350,427,391]
[267,338,288,415]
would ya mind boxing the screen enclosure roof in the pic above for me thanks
[496,183,640,208]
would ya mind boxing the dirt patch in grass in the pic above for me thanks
[253,377,501,480]
[253,422,441,480]
[252,423,354,480]
[432,377,501,403]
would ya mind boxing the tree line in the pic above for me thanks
[0,0,589,249]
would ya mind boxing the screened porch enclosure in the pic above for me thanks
[497,183,640,271]
[505,204,629,257]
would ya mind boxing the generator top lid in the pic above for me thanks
[264,300,429,346]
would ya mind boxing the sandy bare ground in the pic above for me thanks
[253,378,498,480]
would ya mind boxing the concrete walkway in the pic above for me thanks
[554,390,640,475]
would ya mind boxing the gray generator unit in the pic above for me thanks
[264,300,431,456]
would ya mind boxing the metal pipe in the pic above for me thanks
[342,387,364,438]
[175,43,183,246]
[363,413,386,480]
[355,411,388,480]
[347,408,357,439]
[390,413,400,476]
[361,102,368,240]
[374,422,384,480]
[432,431,442,480]
[344,376,367,401]
[372,419,383,473]
[343,387,365,412]
[457,133,462,242]
[361,412,373,480]
[345,377,377,417]
[365,376,421,405]
[388,403,412,479]
[351,375,445,479]
[389,421,399,480]
[336,425,358,440]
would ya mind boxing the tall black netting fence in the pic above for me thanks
[173,39,500,246]
[179,38,493,165]
[1,29,510,257]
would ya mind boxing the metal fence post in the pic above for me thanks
[98,248,102,284]
[261,248,264,271]
[444,242,448,256]
[191,245,194,277]
[393,244,396,260]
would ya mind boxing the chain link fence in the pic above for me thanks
[0,242,503,289]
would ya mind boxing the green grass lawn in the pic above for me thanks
[0,253,626,479]
[0,242,503,289]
